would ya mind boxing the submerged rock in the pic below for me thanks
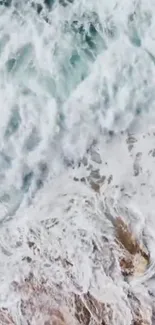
[128,293,152,325]
[133,253,148,277]
[74,292,112,325]
[74,291,152,325]
[115,217,149,278]
[0,309,15,325]
[74,294,90,325]
[8,247,151,325]
[119,254,134,276]
[115,217,139,254]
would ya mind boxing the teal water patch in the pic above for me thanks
[128,14,141,47]
[6,43,33,75]
[146,50,155,65]
[0,34,10,53]
[6,57,16,72]
[0,0,11,7]
[59,0,73,6]
[70,51,81,66]
[24,127,40,152]
[44,0,55,7]
[129,27,141,47]
[71,18,105,54]
[37,73,57,97]
[53,16,105,100]
[4,8,105,105]
[5,108,21,138]
[22,171,33,192]
[0,152,11,169]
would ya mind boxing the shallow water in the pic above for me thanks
[0,0,155,324]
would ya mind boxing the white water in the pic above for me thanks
[0,0,155,324]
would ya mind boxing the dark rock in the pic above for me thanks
[74,295,90,325]
[107,175,113,184]
[126,135,137,144]
[80,177,86,183]
[89,181,100,192]
[22,256,32,263]
[133,162,141,177]
[28,241,35,248]
[128,144,133,152]
[73,177,79,182]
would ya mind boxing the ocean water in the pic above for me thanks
[0,0,155,324]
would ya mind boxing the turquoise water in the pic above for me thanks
[0,0,154,225]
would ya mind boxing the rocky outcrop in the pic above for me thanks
[74,291,152,325]
[74,292,117,325]
[0,217,151,325]
[128,292,152,325]
[115,217,149,277]
[0,309,15,325]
